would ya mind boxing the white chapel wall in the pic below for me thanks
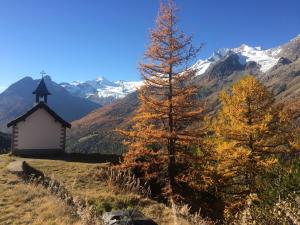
[16,108,63,149]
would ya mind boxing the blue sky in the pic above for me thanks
[0,0,299,90]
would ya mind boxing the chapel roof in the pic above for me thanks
[7,102,71,128]
[32,77,51,96]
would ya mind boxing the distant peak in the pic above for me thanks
[96,76,108,82]
[239,43,249,48]
[21,76,34,81]
[43,75,52,81]
[71,80,82,86]
[290,34,300,42]
[238,44,254,51]
[208,48,231,62]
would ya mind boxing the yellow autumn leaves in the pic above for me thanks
[212,76,298,197]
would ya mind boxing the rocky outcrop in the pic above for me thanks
[206,54,246,79]
[102,210,158,225]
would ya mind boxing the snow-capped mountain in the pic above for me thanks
[61,35,300,105]
[193,43,283,76]
[60,77,142,105]
[68,34,300,155]
[61,46,282,104]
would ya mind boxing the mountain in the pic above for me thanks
[193,43,281,77]
[67,92,138,154]
[0,76,101,132]
[60,41,286,106]
[60,77,142,105]
[67,34,300,154]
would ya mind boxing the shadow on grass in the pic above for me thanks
[14,153,122,164]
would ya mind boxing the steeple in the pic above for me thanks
[32,71,51,104]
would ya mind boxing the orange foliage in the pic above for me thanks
[118,0,204,197]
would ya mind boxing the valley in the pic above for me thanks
[67,34,300,155]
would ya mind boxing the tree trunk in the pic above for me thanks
[168,60,176,194]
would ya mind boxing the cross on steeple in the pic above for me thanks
[40,70,46,78]
[32,71,51,104]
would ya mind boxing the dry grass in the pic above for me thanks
[96,167,214,225]
[225,194,300,225]
[0,155,80,225]
[0,154,213,225]
[96,167,151,197]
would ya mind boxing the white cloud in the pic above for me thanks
[0,86,7,93]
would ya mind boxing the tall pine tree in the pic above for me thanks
[120,0,203,197]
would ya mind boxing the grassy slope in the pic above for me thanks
[0,155,80,225]
[0,154,190,225]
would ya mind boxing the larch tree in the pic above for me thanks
[119,0,203,197]
[213,75,295,200]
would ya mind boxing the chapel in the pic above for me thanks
[7,72,71,156]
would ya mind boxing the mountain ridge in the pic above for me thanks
[61,34,300,105]
[60,77,142,105]
[1,34,299,139]
[67,34,300,154]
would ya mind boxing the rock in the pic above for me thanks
[6,161,25,173]
[272,83,287,95]
[6,160,44,178]
[278,57,292,65]
[207,54,246,79]
[288,70,300,77]
[102,210,158,225]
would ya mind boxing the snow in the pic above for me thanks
[232,44,281,72]
[0,86,6,93]
[193,44,282,75]
[96,77,104,81]
[61,40,291,100]
[61,78,143,100]
[291,34,300,42]
[96,81,143,98]
[70,81,83,86]
[192,60,212,76]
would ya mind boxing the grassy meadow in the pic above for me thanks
[0,154,195,225]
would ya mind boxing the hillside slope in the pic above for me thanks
[67,92,138,154]
[68,35,300,154]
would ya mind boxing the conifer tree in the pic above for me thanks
[213,76,295,198]
[120,0,202,196]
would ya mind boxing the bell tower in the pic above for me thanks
[32,71,51,104]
